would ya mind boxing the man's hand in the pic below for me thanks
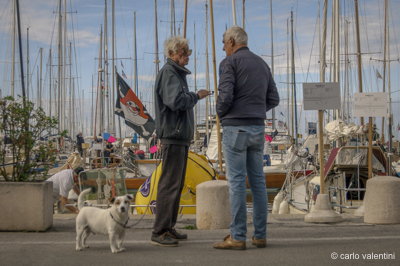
[197,89,212,100]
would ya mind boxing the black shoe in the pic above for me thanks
[151,232,179,247]
[168,228,188,240]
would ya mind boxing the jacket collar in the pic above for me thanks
[233,46,249,54]
[167,58,191,75]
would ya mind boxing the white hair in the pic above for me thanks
[164,36,189,58]
[223,26,248,45]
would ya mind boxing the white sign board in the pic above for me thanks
[92,143,103,150]
[353,92,388,117]
[303,82,340,110]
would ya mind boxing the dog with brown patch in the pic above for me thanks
[75,188,133,253]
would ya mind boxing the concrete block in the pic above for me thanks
[304,194,342,223]
[0,181,53,231]
[196,180,230,229]
[364,176,400,224]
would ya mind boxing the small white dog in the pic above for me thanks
[75,188,133,253]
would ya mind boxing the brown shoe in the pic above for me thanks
[251,237,267,248]
[213,235,246,250]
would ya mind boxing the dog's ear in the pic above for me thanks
[126,194,133,200]
[110,197,115,204]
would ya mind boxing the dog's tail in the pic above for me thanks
[77,188,92,210]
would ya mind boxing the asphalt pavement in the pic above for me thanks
[0,213,399,266]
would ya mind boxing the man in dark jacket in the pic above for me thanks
[76,132,84,156]
[152,36,210,247]
[213,26,279,250]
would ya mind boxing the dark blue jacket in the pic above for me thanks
[154,58,198,145]
[217,47,279,126]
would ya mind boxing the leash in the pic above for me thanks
[109,212,131,229]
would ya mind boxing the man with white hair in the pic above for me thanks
[152,36,210,247]
[213,26,280,250]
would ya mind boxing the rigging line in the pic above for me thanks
[360,0,374,92]
[388,0,400,59]
[294,27,307,84]
[305,2,320,82]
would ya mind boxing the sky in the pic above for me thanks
[0,0,399,139]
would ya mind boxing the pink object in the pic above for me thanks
[149,145,158,154]
[265,135,273,142]
[107,136,116,143]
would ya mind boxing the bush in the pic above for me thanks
[0,96,59,182]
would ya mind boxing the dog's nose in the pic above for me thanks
[121,207,125,212]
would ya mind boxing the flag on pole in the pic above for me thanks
[115,72,155,140]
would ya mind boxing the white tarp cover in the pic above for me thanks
[325,119,361,141]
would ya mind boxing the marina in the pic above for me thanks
[1,0,400,264]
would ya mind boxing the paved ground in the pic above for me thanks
[1,213,399,266]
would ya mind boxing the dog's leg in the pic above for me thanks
[109,232,119,253]
[116,231,126,252]
[82,228,91,248]
[76,227,85,251]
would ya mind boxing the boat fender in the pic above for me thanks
[278,199,289,214]
[272,191,284,214]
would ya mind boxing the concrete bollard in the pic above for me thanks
[196,180,231,230]
[304,194,342,223]
[364,176,400,224]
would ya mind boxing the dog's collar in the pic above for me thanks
[109,212,130,228]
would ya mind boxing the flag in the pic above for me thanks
[122,70,127,79]
[115,72,155,140]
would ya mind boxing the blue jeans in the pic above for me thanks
[222,125,267,241]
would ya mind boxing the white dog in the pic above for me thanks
[75,188,133,253]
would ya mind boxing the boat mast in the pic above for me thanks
[104,0,109,133]
[385,0,393,171]
[287,18,292,140]
[26,27,29,100]
[319,0,328,194]
[183,0,188,38]
[354,0,364,126]
[15,0,25,100]
[270,0,275,130]
[49,48,52,118]
[11,0,16,97]
[290,11,298,146]
[205,2,210,148]
[94,25,103,138]
[133,11,138,95]
[111,0,116,135]
[154,0,160,74]
[209,0,223,172]
[242,0,245,30]
[63,0,67,132]
[193,23,198,141]
[39,47,43,109]
[334,0,340,120]
[57,0,62,132]
[381,0,388,144]
[231,0,237,25]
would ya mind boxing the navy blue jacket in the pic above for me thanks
[217,47,279,126]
